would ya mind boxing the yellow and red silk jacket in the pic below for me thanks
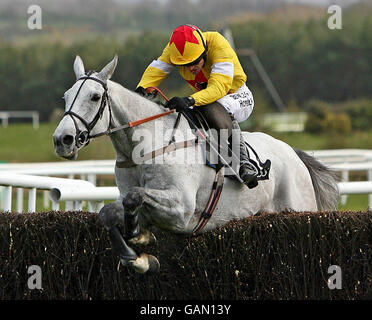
[136,31,247,106]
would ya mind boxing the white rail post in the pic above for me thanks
[341,170,349,205]
[96,201,105,212]
[28,188,37,213]
[65,201,74,211]
[52,201,60,211]
[88,201,94,212]
[88,201,102,213]
[4,186,12,212]
[0,186,3,210]
[16,188,24,213]
[43,190,50,209]
[32,112,39,129]
[74,201,83,211]
[368,170,372,209]
[2,114,8,127]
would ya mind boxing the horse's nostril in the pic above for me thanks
[62,135,74,146]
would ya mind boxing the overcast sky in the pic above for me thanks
[113,0,362,5]
[285,0,361,6]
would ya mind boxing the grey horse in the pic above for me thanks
[53,56,339,273]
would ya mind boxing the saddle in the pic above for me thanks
[183,108,271,183]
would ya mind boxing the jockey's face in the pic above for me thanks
[187,58,204,75]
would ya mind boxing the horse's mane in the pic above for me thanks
[107,78,168,115]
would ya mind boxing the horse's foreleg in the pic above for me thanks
[99,201,138,261]
[99,198,160,273]
[122,191,142,240]
[122,189,156,245]
[119,186,193,273]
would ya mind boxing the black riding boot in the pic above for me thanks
[232,120,259,188]
[196,102,258,188]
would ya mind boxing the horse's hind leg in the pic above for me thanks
[128,229,156,246]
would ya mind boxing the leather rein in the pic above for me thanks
[63,76,224,233]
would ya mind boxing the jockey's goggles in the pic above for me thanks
[182,53,205,67]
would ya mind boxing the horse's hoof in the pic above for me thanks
[147,254,160,273]
[120,258,133,267]
[128,231,156,246]
[125,253,160,273]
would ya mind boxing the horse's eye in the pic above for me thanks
[91,93,101,101]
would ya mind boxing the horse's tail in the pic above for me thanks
[293,148,339,211]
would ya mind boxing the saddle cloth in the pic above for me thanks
[202,140,271,182]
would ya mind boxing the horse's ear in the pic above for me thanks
[74,55,85,80]
[97,55,118,83]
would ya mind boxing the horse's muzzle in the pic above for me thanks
[53,133,78,160]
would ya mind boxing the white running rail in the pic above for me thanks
[0,111,39,129]
[0,173,98,212]
[1,149,372,213]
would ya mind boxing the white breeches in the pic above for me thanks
[217,83,254,123]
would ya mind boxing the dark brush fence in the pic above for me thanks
[0,211,371,300]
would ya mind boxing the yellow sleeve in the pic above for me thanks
[191,32,237,106]
[137,44,175,89]
[191,72,233,106]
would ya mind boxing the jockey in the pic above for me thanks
[135,24,258,188]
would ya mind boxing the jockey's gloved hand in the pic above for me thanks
[166,96,195,112]
[135,86,148,97]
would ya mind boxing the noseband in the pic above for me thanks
[63,71,113,148]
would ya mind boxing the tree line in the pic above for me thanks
[0,4,370,121]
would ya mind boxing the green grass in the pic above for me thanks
[270,130,372,151]
[338,194,370,211]
[0,122,115,163]
[1,123,372,212]
[2,123,372,163]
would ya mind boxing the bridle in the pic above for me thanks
[63,74,177,149]
[63,71,114,148]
